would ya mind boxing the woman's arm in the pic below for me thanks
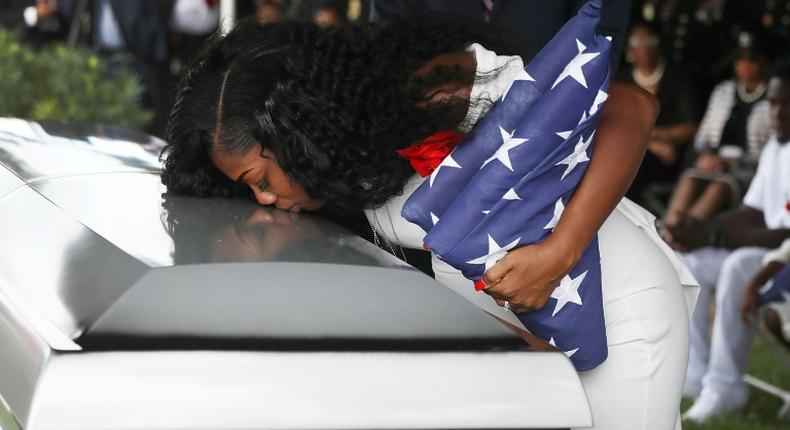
[481,82,659,311]
[554,82,659,260]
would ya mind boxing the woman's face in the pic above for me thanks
[627,26,659,69]
[734,58,763,85]
[210,143,326,212]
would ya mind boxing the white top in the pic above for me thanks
[743,138,790,230]
[457,43,525,133]
[693,80,771,161]
[365,44,699,329]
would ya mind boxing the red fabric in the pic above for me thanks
[396,131,465,177]
[205,0,217,8]
[786,201,790,211]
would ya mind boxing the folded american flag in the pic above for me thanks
[402,0,611,370]
[759,265,790,306]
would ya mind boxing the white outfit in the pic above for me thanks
[366,44,699,430]
[763,238,790,342]
[693,80,771,163]
[682,138,790,414]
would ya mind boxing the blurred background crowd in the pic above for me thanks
[0,1,789,428]
[0,0,789,216]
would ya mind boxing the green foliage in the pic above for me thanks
[0,29,151,129]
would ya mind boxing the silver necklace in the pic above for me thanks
[631,60,665,88]
[736,82,766,104]
[368,208,408,263]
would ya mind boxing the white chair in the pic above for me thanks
[743,321,790,419]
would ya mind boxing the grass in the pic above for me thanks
[681,334,790,430]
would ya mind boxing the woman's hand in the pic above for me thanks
[480,236,577,313]
[648,140,678,165]
[695,153,728,174]
[478,83,659,313]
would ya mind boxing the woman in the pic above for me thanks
[664,44,771,226]
[163,17,696,429]
[616,21,701,207]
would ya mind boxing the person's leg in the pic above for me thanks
[665,175,704,226]
[687,181,732,221]
[575,211,694,430]
[680,247,730,398]
[575,281,690,429]
[684,247,768,422]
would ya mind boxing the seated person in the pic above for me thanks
[665,41,771,226]
[615,21,701,207]
[660,58,790,423]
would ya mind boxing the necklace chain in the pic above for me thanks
[632,60,665,88]
[368,208,408,263]
[736,82,766,104]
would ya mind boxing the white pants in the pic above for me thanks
[433,208,692,430]
[682,247,768,402]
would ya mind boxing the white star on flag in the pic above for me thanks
[502,69,536,100]
[543,198,565,230]
[466,234,521,272]
[556,131,594,180]
[481,126,528,171]
[430,212,440,225]
[549,337,579,358]
[503,188,521,200]
[482,210,491,215]
[577,111,588,126]
[588,89,609,116]
[551,39,600,89]
[556,130,572,140]
[551,271,587,316]
[429,154,462,187]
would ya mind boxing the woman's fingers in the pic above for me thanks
[483,274,550,311]
[492,297,531,314]
[482,284,508,301]
[482,255,512,286]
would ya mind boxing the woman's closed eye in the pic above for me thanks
[257,179,269,193]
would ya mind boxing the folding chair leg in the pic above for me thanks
[742,374,790,419]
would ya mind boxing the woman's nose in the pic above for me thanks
[252,188,277,206]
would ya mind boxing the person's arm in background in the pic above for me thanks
[483,82,658,311]
[663,137,790,252]
[663,205,790,252]
[741,238,790,326]
[649,71,701,164]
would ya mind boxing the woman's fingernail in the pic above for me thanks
[474,279,488,291]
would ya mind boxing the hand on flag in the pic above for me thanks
[479,236,577,313]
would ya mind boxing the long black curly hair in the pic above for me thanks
[161,16,516,212]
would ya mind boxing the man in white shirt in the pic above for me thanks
[661,59,790,423]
